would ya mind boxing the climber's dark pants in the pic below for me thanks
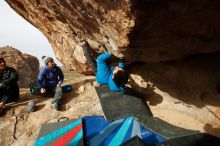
[0,85,19,104]
[29,85,62,103]
[82,43,97,73]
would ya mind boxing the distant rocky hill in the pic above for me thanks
[0,46,39,87]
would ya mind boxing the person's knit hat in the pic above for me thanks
[42,56,53,65]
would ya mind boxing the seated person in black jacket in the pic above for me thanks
[0,57,19,112]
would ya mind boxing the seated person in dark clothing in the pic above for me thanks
[36,56,64,110]
[82,42,129,92]
[0,57,19,112]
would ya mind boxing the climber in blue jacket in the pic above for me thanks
[82,42,129,92]
[37,57,64,91]
[36,56,64,110]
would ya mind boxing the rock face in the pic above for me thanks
[0,46,39,87]
[4,0,220,138]
[5,0,220,73]
[128,53,220,134]
[0,73,219,146]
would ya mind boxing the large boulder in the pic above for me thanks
[128,53,220,134]
[5,0,220,73]
[0,46,39,87]
[4,0,220,138]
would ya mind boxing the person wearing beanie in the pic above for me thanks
[42,56,53,66]
[0,57,19,113]
[36,56,64,110]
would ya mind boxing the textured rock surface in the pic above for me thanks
[0,72,219,146]
[0,73,102,146]
[3,0,220,142]
[5,0,220,73]
[0,46,39,87]
[128,53,220,135]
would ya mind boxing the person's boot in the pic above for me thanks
[52,87,62,110]
[52,100,60,110]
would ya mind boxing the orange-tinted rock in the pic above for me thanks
[5,0,220,73]
[4,0,220,138]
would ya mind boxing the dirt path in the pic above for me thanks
[0,72,219,145]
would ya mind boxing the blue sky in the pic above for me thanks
[0,1,62,66]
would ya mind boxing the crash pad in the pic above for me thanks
[83,116,166,146]
[35,119,83,146]
[95,86,152,120]
[138,116,199,139]
[155,133,220,146]
[120,136,146,146]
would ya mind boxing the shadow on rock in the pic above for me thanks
[127,52,220,108]
[204,124,220,138]
[36,104,45,111]
[128,73,163,106]
[62,92,79,105]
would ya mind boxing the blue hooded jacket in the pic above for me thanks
[37,66,64,88]
[96,52,125,92]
